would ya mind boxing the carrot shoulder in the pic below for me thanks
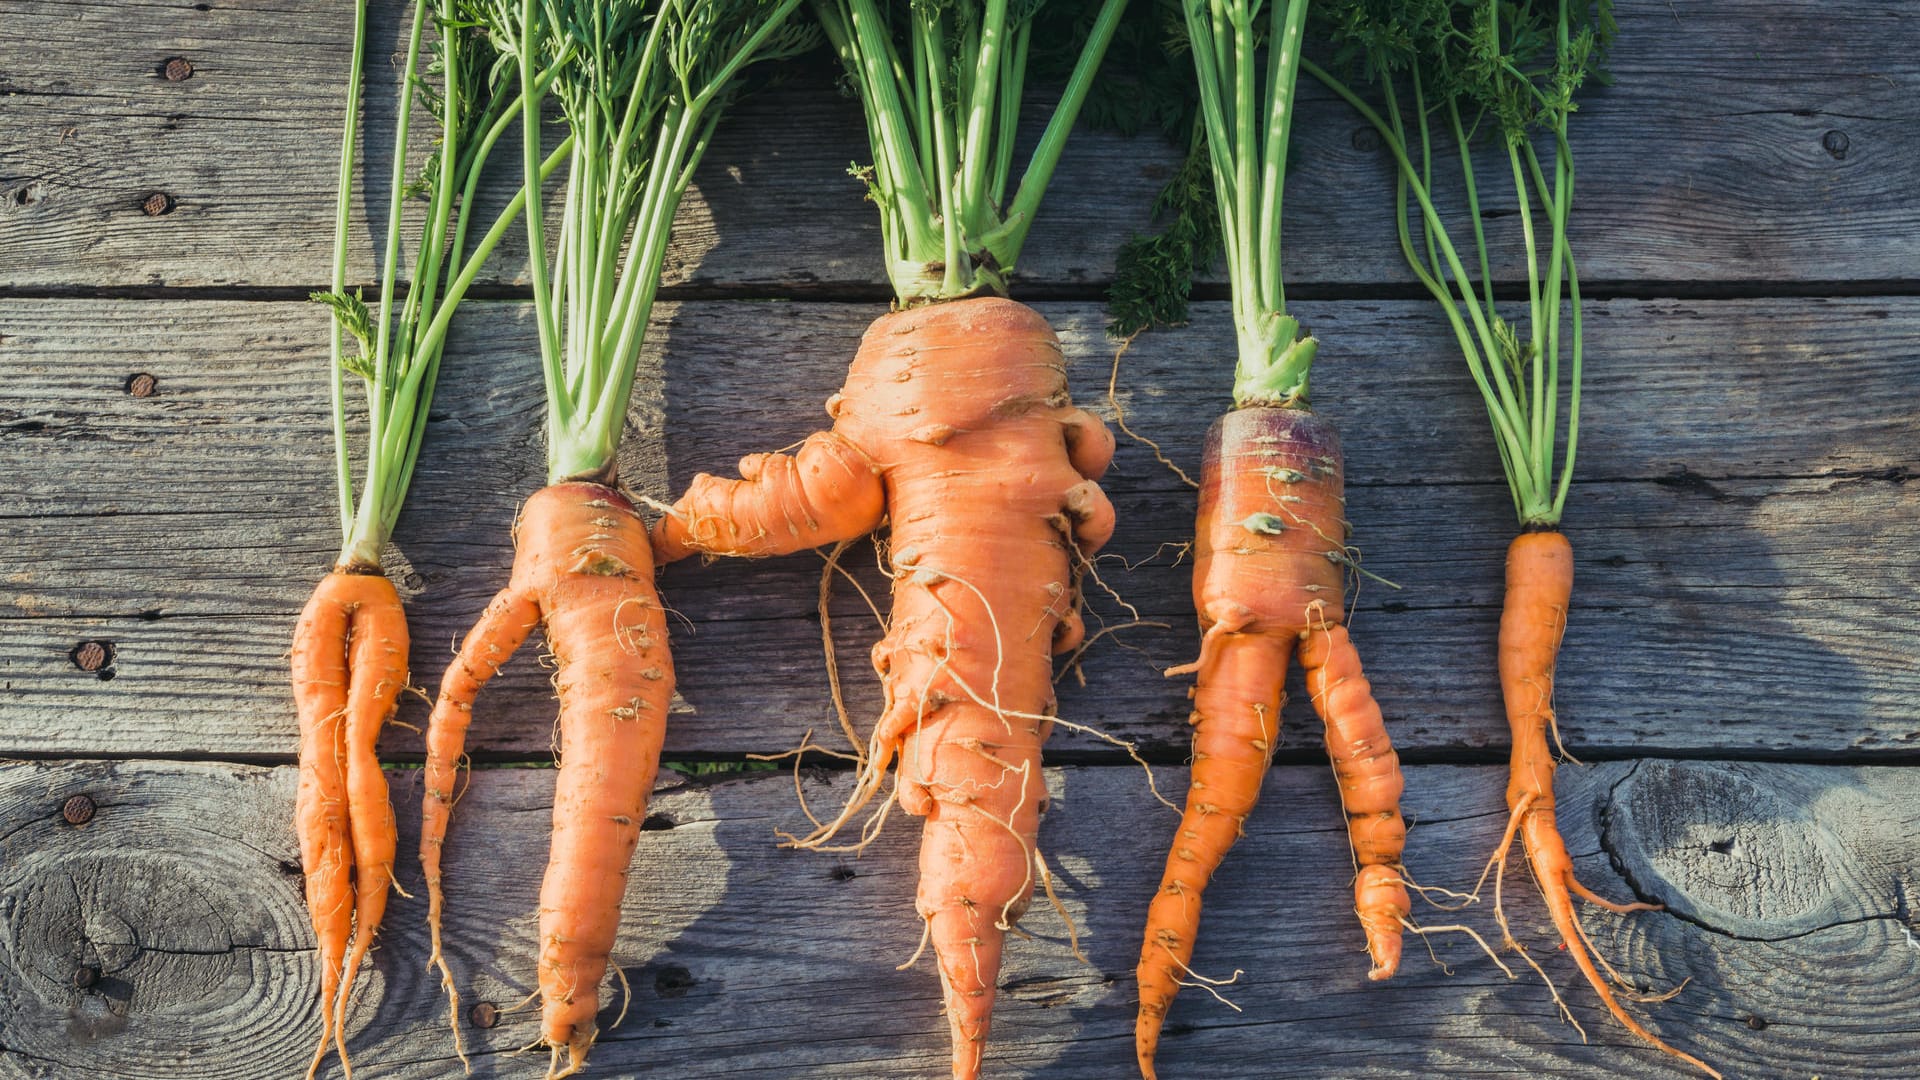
[421,483,673,1078]
[654,297,1114,1080]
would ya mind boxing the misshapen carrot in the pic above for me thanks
[421,482,674,1078]
[1136,405,1408,1079]
[290,568,407,1079]
[1493,531,1721,1079]
[655,297,1115,1079]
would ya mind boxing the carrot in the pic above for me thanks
[1492,533,1721,1078]
[416,5,810,1075]
[1135,410,1408,1078]
[1109,5,1417,1075]
[291,568,406,1078]
[1310,2,1719,1072]
[293,3,540,1072]
[656,297,1115,1078]
[421,483,670,1076]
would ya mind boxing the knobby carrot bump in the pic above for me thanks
[656,298,1116,1079]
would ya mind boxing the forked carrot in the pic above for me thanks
[415,3,811,1075]
[291,568,406,1077]
[422,484,671,1075]
[1136,410,1408,1078]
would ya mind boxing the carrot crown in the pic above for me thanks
[815,0,1130,305]
[477,0,814,484]
[313,0,538,568]
[1310,0,1613,526]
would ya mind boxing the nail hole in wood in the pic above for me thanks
[653,965,695,998]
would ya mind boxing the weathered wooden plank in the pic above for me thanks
[0,758,1913,1078]
[2,1,1916,291]
[3,298,1915,759]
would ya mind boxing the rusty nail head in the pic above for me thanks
[142,193,174,217]
[63,795,97,825]
[163,57,194,81]
[71,641,112,672]
[74,965,101,989]
[128,373,158,398]
[469,1002,500,1029]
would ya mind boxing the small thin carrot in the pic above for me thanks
[1492,533,1721,1079]
[1310,2,1719,1070]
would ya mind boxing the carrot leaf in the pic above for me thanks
[476,0,814,484]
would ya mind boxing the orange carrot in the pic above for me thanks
[420,482,672,1077]
[1491,532,1721,1078]
[290,568,407,1078]
[655,298,1116,1079]
[1135,406,1408,1078]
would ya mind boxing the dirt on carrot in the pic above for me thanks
[421,482,674,1077]
[655,297,1115,1078]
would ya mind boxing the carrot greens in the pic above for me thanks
[471,0,814,484]
[814,0,1132,304]
[1308,0,1613,526]
[313,0,562,569]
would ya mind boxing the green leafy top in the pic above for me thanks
[1310,0,1613,525]
[1169,0,1320,408]
[474,0,814,483]
[313,0,542,569]
[814,0,1131,304]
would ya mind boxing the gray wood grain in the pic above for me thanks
[2,297,1916,760]
[2,1,1916,292]
[0,758,1912,1078]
